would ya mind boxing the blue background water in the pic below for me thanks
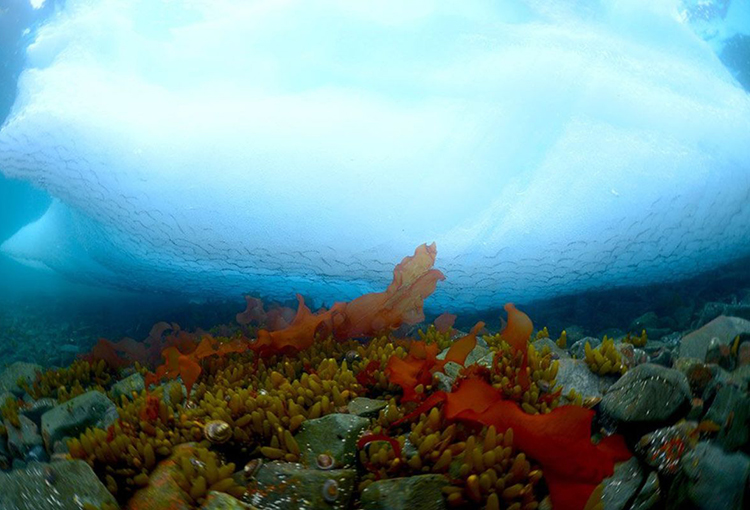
[0,0,749,365]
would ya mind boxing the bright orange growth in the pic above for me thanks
[389,304,631,510]
[503,303,533,388]
[251,243,446,356]
[385,322,483,401]
[433,312,457,333]
[146,336,248,399]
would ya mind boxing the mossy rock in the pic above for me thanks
[0,362,42,396]
[600,363,690,423]
[201,491,257,509]
[360,474,449,510]
[347,397,387,418]
[41,390,117,451]
[247,461,355,510]
[0,459,118,509]
[294,413,369,468]
[110,373,145,401]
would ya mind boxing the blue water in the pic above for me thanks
[1,0,749,362]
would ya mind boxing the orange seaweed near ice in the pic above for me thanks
[250,243,445,356]
[503,302,533,388]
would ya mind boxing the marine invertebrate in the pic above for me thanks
[22,359,112,402]
[584,337,627,376]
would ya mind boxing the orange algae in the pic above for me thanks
[433,312,457,333]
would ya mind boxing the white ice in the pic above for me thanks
[1,0,749,312]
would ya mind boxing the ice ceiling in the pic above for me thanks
[1,0,749,312]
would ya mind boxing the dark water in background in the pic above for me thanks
[0,0,749,366]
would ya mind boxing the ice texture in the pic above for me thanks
[1,0,749,312]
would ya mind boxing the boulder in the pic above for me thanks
[5,414,43,459]
[704,385,750,451]
[0,362,42,396]
[601,457,644,510]
[680,316,750,361]
[360,474,449,510]
[41,390,117,451]
[601,364,690,423]
[294,413,369,468]
[555,358,615,400]
[110,373,145,401]
[668,442,749,510]
[0,460,118,509]
[246,461,355,510]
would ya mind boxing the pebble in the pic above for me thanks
[601,363,690,423]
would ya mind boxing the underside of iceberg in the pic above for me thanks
[1,0,749,312]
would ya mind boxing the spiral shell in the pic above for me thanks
[322,479,339,502]
[316,453,335,470]
[204,420,232,444]
[244,458,263,479]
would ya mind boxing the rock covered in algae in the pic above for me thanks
[201,491,257,509]
[669,442,750,510]
[0,362,42,396]
[127,444,195,510]
[555,358,616,401]
[246,461,356,510]
[110,373,145,401]
[346,397,387,418]
[600,457,645,510]
[294,413,369,468]
[360,474,449,510]
[0,460,118,510]
[680,315,750,361]
[41,390,117,450]
[704,385,750,451]
[5,414,43,459]
[601,363,690,423]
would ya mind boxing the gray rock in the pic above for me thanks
[630,312,660,332]
[601,363,690,423]
[694,302,750,327]
[704,385,750,451]
[201,491,256,509]
[631,471,661,510]
[562,325,585,344]
[669,442,750,510]
[110,372,145,401]
[360,474,448,510]
[5,415,43,459]
[570,337,601,359]
[294,413,369,468]
[0,460,118,509]
[680,315,750,361]
[41,390,117,451]
[20,398,57,425]
[555,358,615,400]
[434,372,454,392]
[247,461,355,510]
[347,397,387,418]
[531,338,570,359]
[0,362,42,396]
[464,344,491,366]
[601,457,644,510]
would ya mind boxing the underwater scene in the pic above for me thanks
[1,0,750,509]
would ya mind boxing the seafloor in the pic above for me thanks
[0,245,749,510]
